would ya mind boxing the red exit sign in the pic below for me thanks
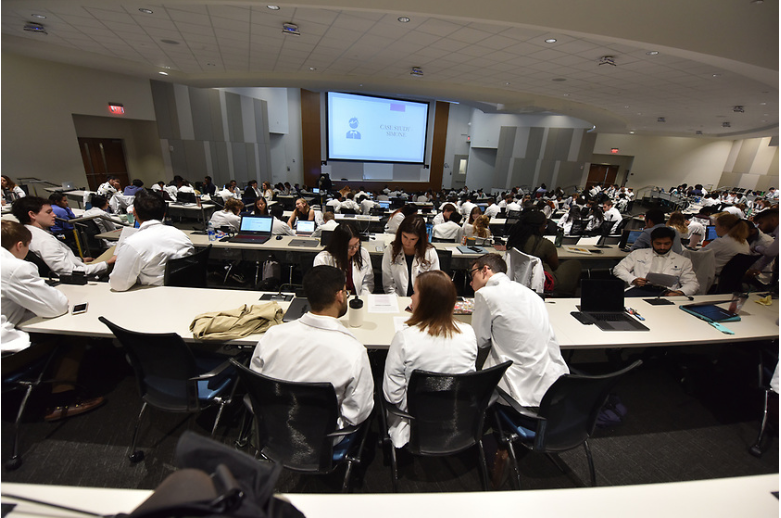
[610,148,619,154]
[108,103,124,115]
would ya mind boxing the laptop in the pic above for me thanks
[229,215,273,244]
[61,181,76,191]
[378,201,391,211]
[619,229,644,250]
[320,230,334,247]
[296,219,316,236]
[282,297,310,322]
[705,225,718,241]
[312,187,320,194]
[577,279,649,331]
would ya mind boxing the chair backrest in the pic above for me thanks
[406,361,511,455]
[233,361,340,472]
[508,247,545,293]
[681,248,715,294]
[714,253,758,294]
[98,317,201,412]
[535,360,642,452]
[431,236,456,243]
[435,249,453,276]
[25,251,53,278]
[164,245,211,288]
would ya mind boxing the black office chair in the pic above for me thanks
[164,245,212,288]
[431,236,457,243]
[99,317,237,462]
[232,360,371,492]
[340,208,357,215]
[24,251,54,279]
[711,253,758,294]
[749,343,778,457]
[2,347,63,470]
[435,248,453,277]
[492,360,642,488]
[380,361,512,491]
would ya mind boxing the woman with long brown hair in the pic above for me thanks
[382,270,477,447]
[286,197,315,229]
[381,215,439,295]
[313,222,374,295]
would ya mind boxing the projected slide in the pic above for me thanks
[327,92,429,164]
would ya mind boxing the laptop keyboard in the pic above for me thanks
[591,313,625,321]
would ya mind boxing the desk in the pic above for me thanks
[18,284,777,351]
[2,474,778,518]
[165,202,215,225]
[43,189,91,208]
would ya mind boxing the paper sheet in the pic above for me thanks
[393,316,409,333]
[368,294,399,313]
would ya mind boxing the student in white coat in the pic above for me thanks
[382,215,440,295]
[14,196,115,277]
[209,198,243,232]
[382,270,477,447]
[613,226,699,297]
[314,222,374,296]
[385,205,417,234]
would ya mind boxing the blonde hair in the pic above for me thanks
[473,215,491,238]
[716,213,749,244]
[666,211,688,235]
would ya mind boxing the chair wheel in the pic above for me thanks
[5,456,22,471]
[749,445,763,458]
[129,451,145,463]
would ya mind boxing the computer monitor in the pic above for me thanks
[176,191,196,204]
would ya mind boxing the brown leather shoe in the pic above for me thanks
[44,397,105,421]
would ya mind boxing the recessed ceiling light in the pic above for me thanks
[637,112,642,115]
[31,13,46,19]
[760,102,767,106]
[158,71,168,75]
[646,51,659,55]
[138,8,153,14]
[545,38,557,43]
[309,67,317,71]
[206,63,215,66]
[712,74,721,77]
[763,113,769,116]
[563,93,569,97]
[267,5,281,10]
[398,16,410,23]
[751,0,764,4]
[629,131,635,134]
[504,82,511,86]
[624,105,630,108]
[161,39,179,45]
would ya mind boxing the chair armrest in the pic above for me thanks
[495,387,541,420]
[190,359,233,381]
[383,400,414,420]
[327,424,360,437]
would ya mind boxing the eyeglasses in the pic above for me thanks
[468,266,490,279]
[348,243,361,251]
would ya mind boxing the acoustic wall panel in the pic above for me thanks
[231,142,249,184]
[509,157,538,187]
[556,161,585,188]
[208,89,225,143]
[150,81,179,140]
[168,139,187,178]
[495,126,517,190]
[733,138,761,174]
[525,128,545,159]
[210,142,231,182]
[189,87,214,142]
[225,92,244,143]
[544,128,574,161]
[183,140,207,179]
[536,159,556,187]
[173,84,194,141]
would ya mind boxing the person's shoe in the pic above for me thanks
[491,448,510,489]
[44,397,105,421]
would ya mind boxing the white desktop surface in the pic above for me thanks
[2,474,778,518]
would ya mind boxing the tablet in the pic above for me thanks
[680,303,740,323]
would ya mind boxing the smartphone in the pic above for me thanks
[72,302,89,315]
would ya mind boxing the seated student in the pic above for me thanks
[151,181,164,192]
[463,206,482,237]
[262,181,274,202]
[613,226,699,297]
[507,211,581,296]
[82,195,119,249]
[123,179,145,197]
[359,194,377,215]
[269,203,295,236]
[251,197,268,216]
[1,221,104,420]
[326,194,343,213]
[14,196,115,277]
[432,211,464,242]
[382,270,477,447]
[314,223,374,296]
[630,209,683,254]
[48,192,77,236]
[201,176,217,197]
[431,203,456,226]
[109,190,193,291]
[385,204,416,235]
[602,199,623,234]
[250,265,374,430]
[177,180,194,194]
[287,197,316,229]
[382,215,440,295]
[746,209,779,285]
[209,198,243,232]
[97,176,120,199]
[339,193,361,213]
[313,211,338,237]
[483,199,500,218]
[701,213,751,276]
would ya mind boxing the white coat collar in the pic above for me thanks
[486,272,510,287]
[138,219,163,231]
[299,312,357,340]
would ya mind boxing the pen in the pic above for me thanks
[626,307,645,321]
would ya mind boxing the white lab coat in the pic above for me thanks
[431,212,446,226]
[360,199,377,215]
[250,312,374,428]
[604,207,622,233]
[313,248,375,296]
[612,248,700,296]
[26,224,109,277]
[432,221,464,242]
[339,200,361,213]
[97,182,117,199]
[312,219,339,238]
[472,273,569,407]
[382,246,440,295]
[484,204,501,218]
[382,321,477,447]
[385,212,406,234]
[271,218,295,236]
[109,220,194,291]
[1,247,69,352]
[702,236,751,276]
[209,210,241,232]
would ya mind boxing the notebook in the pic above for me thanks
[296,219,316,236]
[229,215,273,244]
[576,279,649,331]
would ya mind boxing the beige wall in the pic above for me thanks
[2,52,157,190]
[593,133,735,190]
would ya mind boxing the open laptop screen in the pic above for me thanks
[580,279,625,312]
[705,225,718,241]
[379,201,391,210]
[240,215,273,233]
[296,220,316,234]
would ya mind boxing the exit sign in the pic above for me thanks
[610,148,619,154]
[108,103,124,115]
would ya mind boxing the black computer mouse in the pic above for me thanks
[276,235,283,240]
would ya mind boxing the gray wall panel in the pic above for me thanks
[525,128,545,159]
[189,87,213,142]
[150,81,178,140]
[246,143,257,181]
[495,126,516,190]
[510,158,537,187]
[537,160,556,187]
[733,138,761,174]
[556,161,583,189]
[545,128,574,161]
[209,90,225,142]
[168,139,187,178]
[211,142,233,183]
[183,140,207,179]
[232,142,249,182]
[225,93,244,143]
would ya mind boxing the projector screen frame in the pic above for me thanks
[325,91,431,165]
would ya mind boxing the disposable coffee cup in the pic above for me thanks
[728,292,748,314]
[349,297,364,328]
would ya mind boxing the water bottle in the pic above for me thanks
[554,226,564,247]
[207,221,216,241]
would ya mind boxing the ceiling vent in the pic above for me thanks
[722,122,731,128]
[733,106,744,113]
[23,22,47,34]
[410,67,424,77]
[657,117,666,123]
[598,56,616,67]
[281,23,300,36]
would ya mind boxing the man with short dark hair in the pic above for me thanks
[250,265,374,429]
[14,196,115,276]
[614,226,699,297]
[109,190,193,291]
[602,199,622,234]
[470,253,569,407]
[48,192,76,235]
[97,176,120,199]
[630,209,683,253]
[432,211,464,241]
[201,176,216,196]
